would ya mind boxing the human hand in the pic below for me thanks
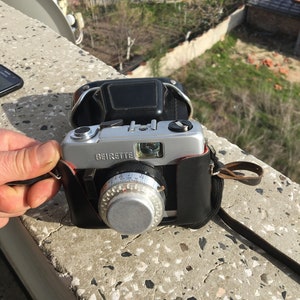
[0,129,61,228]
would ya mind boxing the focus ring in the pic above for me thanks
[99,172,165,235]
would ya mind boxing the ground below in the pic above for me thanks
[232,27,300,83]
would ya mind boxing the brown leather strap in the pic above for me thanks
[216,161,263,186]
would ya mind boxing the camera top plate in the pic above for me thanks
[61,119,205,169]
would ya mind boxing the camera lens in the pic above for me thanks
[99,172,165,235]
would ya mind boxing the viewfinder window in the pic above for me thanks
[136,142,163,159]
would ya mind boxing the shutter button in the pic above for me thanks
[168,120,193,132]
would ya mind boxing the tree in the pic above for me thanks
[104,1,151,71]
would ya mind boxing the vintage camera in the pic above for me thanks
[58,78,215,234]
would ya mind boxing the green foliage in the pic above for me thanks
[71,1,243,71]
[173,34,300,182]
[73,2,300,182]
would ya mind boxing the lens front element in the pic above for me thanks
[99,172,165,235]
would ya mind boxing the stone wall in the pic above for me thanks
[246,6,300,36]
[127,6,246,78]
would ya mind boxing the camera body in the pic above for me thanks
[59,78,214,234]
[62,119,204,169]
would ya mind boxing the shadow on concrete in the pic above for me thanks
[0,250,30,300]
[1,93,73,142]
[213,215,300,284]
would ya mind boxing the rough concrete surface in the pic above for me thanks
[0,2,299,299]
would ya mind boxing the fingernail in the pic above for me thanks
[37,142,58,166]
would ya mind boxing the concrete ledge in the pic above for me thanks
[0,2,299,299]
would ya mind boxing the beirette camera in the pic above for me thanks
[58,78,215,235]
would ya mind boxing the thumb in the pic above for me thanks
[0,140,60,185]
